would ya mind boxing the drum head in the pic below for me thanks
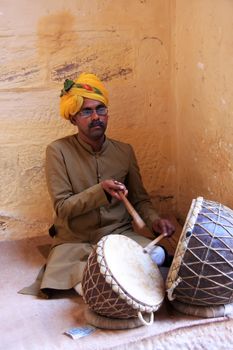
[103,235,164,307]
[166,197,200,294]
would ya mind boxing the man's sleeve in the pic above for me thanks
[45,144,109,220]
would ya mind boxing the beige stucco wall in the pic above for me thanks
[174,0,233,219]
[2,0,232,241]
[0,1,175,240]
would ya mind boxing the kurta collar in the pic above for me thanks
[75,133,109,155]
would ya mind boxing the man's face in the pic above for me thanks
[72,98,109,142]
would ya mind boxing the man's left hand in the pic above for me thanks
[152,218,175,237]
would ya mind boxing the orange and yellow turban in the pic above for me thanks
[60,73,109,120]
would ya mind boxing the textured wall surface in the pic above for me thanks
[174,0,233,219]
[3,1,232,241]
[0,1,175,240]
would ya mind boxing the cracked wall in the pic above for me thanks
[0,1,175,240]
[2,1,233,241]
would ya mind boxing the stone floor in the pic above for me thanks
[1,235,233,350]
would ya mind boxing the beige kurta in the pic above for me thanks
[40,134,159,291]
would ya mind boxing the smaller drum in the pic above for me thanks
[166,197,233,307]
[82,234,165,325]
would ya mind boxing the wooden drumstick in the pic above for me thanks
[143,232,168,254]
[118,191,152,238]
[118,192,168,252]
[118,191,153,238]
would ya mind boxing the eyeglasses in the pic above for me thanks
[78,106,108,118]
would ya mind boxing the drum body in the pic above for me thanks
[166,197,233,306]
[82,234,165,323]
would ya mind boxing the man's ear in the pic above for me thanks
[70,116,77,125]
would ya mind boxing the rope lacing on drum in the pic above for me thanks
[167,277,182,301]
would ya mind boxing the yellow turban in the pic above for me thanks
[60,73,109,120]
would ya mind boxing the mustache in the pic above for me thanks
[88,120,105,128]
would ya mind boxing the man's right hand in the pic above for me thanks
[101,179,128,200]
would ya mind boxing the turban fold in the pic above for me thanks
[60,73,109,120]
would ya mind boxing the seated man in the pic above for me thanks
[40,73,175,297]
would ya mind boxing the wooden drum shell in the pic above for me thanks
[82,235,165,320]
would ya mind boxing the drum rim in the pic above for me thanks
[96,234,164,313]
[166,196,204,298]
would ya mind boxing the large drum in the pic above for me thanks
[166,197,233,307]
[82,234,165,325]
